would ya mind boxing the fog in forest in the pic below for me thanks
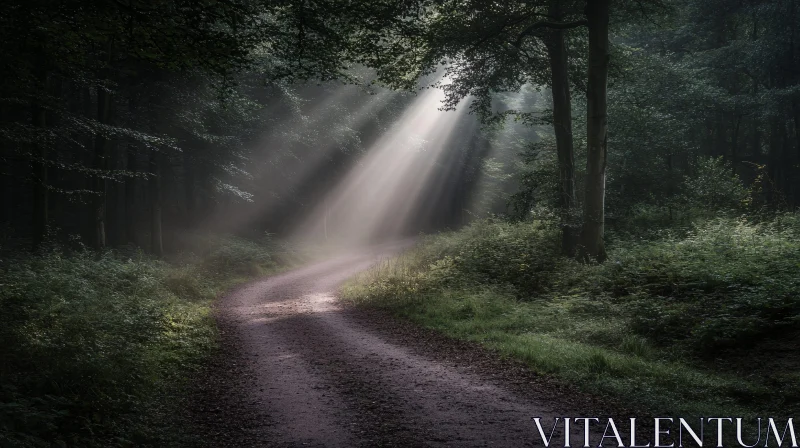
[4,0,800,446]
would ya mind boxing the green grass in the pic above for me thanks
[342,214,800,418]
[0,234,307,447]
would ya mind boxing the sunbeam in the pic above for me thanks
[291,79,466,245]
[205,84,398,234]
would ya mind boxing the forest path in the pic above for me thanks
[193,243,589,447]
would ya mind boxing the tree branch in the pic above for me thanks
[514,20,588,47]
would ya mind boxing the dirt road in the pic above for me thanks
[194,245,591,447]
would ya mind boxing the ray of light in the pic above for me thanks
[207,85,398,233]
[291,80,466,245]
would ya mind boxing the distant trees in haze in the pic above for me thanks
[0,0,403,252]
[357,0,800,260]
[2,0,800,262]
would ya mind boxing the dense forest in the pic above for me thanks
[2,0,800,446]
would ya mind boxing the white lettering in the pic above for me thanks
[655,418,675,448]
[533,417,561,448]
[766,418,797,447]
[736,418,761,448]
[678,418,703,447]
[575,418,600,448]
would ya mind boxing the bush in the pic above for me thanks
[197,235,276,278]
[682,156,751,211]
[0,234,287,447]
[602,215,800,351]
[391,214,800,353]
[344,212,800,416]
[389,219,564,297]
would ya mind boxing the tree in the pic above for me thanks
[545,0,578,255]
[577,0,611,262]
[356,0,671,261]
[0,0,386,252]
[358,0,588,254]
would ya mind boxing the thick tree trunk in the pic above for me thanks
[545,0,577,256]
[90,87,111,250]
[578,0,610,262]
[149,150,163,257]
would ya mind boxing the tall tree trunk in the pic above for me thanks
[792,2,800,206]
[768,117,785,204]
[82,87,94,243]
[750,11,761,177]
[183,150,196,226]
[105,104,120,247]
[149,150,163,257]
[578,0,610,263]
[713,117,727,158]
[90,87,111,250]
[1,105,13,228]
[731,114,741,175]
[31,74,49,249]
[125,145,138,245]
[666,152,674,221]
[545,0,577,256]
[199,160,215,226]
[791,103,800,207]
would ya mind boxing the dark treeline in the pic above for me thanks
[2,0,800,260]
[1,0,262,253]
[367,0,800,260]
[0,0,440,254]
[603,0,800,215]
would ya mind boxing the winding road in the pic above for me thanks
[194,244,589,447]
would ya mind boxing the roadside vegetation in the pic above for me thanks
[0,235,305,447]
[344,206,800,418]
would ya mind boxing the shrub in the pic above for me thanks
[603,215,800,351]
[199,235,276,278]
[682,156,751,212]
[400,219,564,297]
[0,233,286,447]
[346,212,800,417]
[350,213,800,356]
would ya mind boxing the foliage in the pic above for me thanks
[344,212,800,416]
[607,215,800,351]
[507,138,562,219]
[0,236,288,447]
[682,157,751,211]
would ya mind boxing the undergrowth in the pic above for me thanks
[0,234,302,447]
[342,213,800,417]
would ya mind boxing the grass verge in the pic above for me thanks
[342,214,800,418]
